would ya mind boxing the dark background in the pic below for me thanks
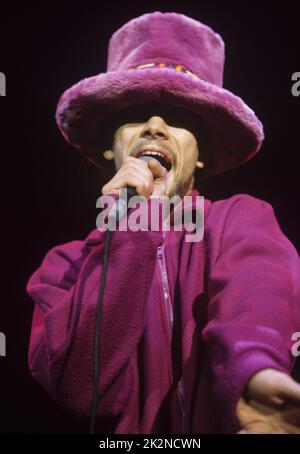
[0,1,299,432]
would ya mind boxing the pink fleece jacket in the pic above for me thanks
[26,191,300,433]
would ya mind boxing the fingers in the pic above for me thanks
[102,171,154,198]
[246,369,300,408]
[279,374,300,405]
[101,156,167,198]
[147,159,167,179]
[236,395,300,434]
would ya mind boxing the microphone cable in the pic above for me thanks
[89,226,112,434]
[89,186,137,434]
[89,156,160,433]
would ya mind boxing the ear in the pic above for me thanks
[103,150,114,160]
[196,160,205,169]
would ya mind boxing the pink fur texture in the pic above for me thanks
[55,12,264,177]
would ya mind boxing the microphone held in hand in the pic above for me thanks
[107,155,161,226]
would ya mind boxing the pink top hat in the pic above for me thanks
[56,11,264,178]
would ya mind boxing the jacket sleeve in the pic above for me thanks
[26,228,162,425]
[203,194,300,433]
[26,238,90,398]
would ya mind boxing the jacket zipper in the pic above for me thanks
[157,245,187,433]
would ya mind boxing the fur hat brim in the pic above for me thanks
[56,67,264,178]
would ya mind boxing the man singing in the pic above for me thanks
[26,12,300,434]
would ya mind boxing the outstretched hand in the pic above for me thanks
[236,368,300,434]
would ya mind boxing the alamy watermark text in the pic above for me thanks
[0,72,6,96]
[0,332,6,357]
[96,190,204,242]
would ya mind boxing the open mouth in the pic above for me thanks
[136,148,173,172]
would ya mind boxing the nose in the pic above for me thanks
[140,116,169,141]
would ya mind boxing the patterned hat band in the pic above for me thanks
[129,62,201,80]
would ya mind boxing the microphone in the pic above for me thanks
[107,155,161,226]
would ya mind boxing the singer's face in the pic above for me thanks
[110,103,204,198]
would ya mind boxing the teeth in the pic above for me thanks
[141,150,168,161]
